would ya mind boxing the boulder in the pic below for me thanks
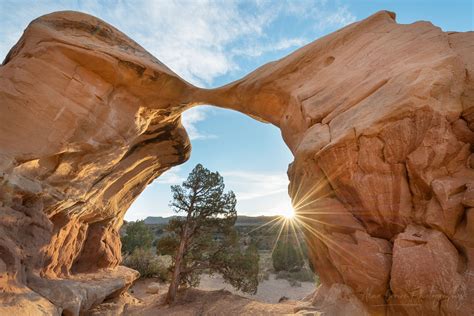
[145,282,161,294]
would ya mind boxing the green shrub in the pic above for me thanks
[314,274,320,287]
[289,269,315,282]
[275,267,316,286]
[123,248,169,281]
[275,270,290,279]
[288,279,302,287]
[121,221,154,254]
[272,241,304,272]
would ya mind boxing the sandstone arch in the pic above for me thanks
[0,10,473,315]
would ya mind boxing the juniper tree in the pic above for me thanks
[157,164,259,304]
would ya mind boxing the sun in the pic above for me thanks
[281,208,295,219]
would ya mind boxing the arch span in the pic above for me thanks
[0,10,473,315]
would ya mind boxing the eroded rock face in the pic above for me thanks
[0,10,472,315]
[210,11,473,315]
[0,11,194,314]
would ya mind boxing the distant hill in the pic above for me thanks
[143,216,181,225]
[234,215,280,226]
[133,214,298,252]
[143,215,280,226]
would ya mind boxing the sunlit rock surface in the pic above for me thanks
[0,10,472,315]
[211,10,474,316]
[0,11,193,315]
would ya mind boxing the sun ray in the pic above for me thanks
[281,208,295,219]
[294,218,374,278]
[295,214,344,229]
[270,218,288,255]
[288,217,306,261]
[246,215,283,235]
[290,164,348,212]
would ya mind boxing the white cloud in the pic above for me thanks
[1,1,356,143]
[154,168,290,201]
[232,37,308,57]
[316,5,356,29]
[221,170,289,201]
[75,0,281,87]
[153,166,185,185]
[282,0,356,28]
[156,168,292,206]
[181,107,217,140]
[0,1,356,85]
[141,168,293,217]
[273,38,309,51]
[220,169,293,214]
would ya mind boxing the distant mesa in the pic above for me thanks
[142,215,280,226]
[143,216,180,225]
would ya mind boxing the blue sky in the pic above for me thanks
[1,1,472,220]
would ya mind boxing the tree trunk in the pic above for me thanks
[165,223,189,304]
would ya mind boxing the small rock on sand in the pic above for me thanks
[145,282,161,294]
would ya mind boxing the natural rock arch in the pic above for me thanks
[0,10,473,315]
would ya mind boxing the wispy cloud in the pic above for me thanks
[232,37,308,58]
[315,5,356,29]
[127,167,293,219]
[150,167,293,215]
[1,1,353,218]
[153,166,185,185]
[181,107,217,140]
[1,1,356,142]
[220,170,289,200]
[0,0,356,86]
[281,0,356,29]
[152,168,290,202]
[220,169,293,214]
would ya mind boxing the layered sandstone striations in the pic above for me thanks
[0,10,472,316]
[0,11,195,315]
[209,11,474,315]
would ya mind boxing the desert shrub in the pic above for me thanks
[289,268,315,282]
[258,270,270,282]
[275,267,316,286]
[275,270,290,279]
[123,248,169,281]
[272,240,304,272]
[314,273,320,287]
[121,220,154,254]
[289,279,302,287]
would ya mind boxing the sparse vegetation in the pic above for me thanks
[123,248,169,281]
[159,164,259,304]
[259,270,270,282]
[272,240,304,272]
[275,267,316,286]
[288,268,316,283]
[121,220,154,254]
[120,168,320,299]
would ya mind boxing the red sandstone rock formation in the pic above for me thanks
[0,10,472,315]
[0,11,194,314]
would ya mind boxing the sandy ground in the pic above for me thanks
[87,275,313,316]
[87,274,316,315]
[198,273,314,303]
[125,287,300,316]
[127,273,315,303]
